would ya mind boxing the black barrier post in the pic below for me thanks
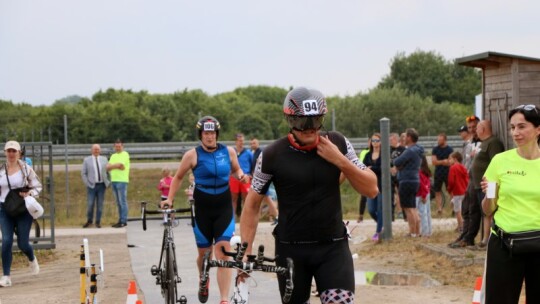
[380,118,393,240]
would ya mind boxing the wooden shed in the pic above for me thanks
[456,51,540,148]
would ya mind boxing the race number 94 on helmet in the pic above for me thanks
[283,87,328,131]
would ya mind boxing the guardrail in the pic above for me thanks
[3,136,464,162]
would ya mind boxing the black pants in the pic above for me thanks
[485,234,540,303]
[460,184,482,244]
[459,187,470,240]
[358,196,366,217]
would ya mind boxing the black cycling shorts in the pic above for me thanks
[275,239,354,303]
[192,188,235,248]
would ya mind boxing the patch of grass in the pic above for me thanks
[49,167,192,226]
[49,167,456,227]
[11,249,58,268]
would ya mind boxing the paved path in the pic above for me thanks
[126,219,282,304]
[124,218,464,303]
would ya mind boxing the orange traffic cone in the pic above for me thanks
[135,301,143,304]
[126,280,138,304]
[471,277,482,304]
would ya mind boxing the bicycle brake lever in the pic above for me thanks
[235,242,248,262]
[141,202,147,231]
[256,244,265,265]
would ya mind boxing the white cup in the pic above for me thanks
[486,182,497,199]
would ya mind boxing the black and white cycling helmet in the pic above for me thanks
[283,87,327,131]
[196,116,221,139]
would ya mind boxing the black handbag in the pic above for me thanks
[2,165,30,218]
[4,189,28,217]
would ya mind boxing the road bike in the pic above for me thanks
[141,201,194,304]
[198,237,294,304]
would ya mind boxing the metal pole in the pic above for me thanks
[332,108,336,131]
[380,118,393,240]
[64,115,70,216]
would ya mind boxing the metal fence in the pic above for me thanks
[0,136,464,162]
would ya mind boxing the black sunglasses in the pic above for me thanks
[286,115,325,131]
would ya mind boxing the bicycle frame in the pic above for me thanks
[141,201,192,304]
[199,241,294,303]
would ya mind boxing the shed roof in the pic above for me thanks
[456,51,540,68]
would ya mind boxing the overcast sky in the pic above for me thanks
[1,0,539,106]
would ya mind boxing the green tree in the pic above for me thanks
[32,103,78,144]
[378,50,481,104]
[235,112,274,139]
[0,100,37,141]
[3,82,476,144]
[332,87,472,137]
[215,87,289,139]
[233,86,288,104]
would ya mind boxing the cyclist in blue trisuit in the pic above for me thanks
[240,87,378,304]
[162,116,249,304]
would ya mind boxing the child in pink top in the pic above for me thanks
[447,151,469,232]
[416,155,432,237]
[184,173,195,202]
[157,167,173,201]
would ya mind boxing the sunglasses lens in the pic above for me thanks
[287,115,324,131]
[516,104,538,114]
[466,115,478,122]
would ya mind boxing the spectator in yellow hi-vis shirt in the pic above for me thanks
[107,139,130,228]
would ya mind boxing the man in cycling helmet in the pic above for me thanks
[240,87,378,304]
[162,115,249,304]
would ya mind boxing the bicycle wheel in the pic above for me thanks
[32,219,41,244]
[165,244,177,304]
[198,250,211,303]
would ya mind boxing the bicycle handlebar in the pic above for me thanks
[206,259,290,275]
[203,241,294,303]
[143,208,192,215]
[221,243,276,263]
[140,201,193,231]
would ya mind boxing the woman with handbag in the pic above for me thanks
[482,104,540,303]
[0,140,43,287]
